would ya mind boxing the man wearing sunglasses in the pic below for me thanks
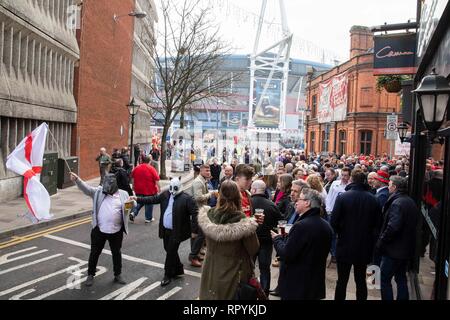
[130,177,198,287]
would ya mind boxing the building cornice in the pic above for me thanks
[308,53,373,85]
[308,62,374,91]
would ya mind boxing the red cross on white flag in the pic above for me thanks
[6,123,52,222]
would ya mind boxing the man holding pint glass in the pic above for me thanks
[271,188,332,300]
[250,180,283,296]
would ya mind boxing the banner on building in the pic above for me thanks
[318,72,348,123]
[374,33,417,75]
[252,78,281,128]
[318,78,332,123]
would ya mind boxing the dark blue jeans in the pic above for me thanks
[132,194,154,220]
[254,242,273,295]
[380,255,409,300]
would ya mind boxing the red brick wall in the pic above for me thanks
[350,26,373,59]
[73,0,135,180]
[306,53,401,157]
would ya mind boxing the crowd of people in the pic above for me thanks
[72,145,444,300]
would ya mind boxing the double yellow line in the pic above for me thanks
[0,217,91,250]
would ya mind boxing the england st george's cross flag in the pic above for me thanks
[6,123,53,222]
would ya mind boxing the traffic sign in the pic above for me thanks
[386,114,398,140]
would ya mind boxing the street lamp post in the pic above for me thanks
[113,11,147,22]
[397,122,410,143]
[127,97,140,167]
[412,69,450,300]
[216,99,221,158]
[412,68,450,136]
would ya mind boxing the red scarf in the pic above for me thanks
[275,191,285,205]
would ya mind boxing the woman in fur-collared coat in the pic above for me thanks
[198,180,260,300]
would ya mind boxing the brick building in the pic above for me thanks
[306,26,402,157]
[72,0,135,180]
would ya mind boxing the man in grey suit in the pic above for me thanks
[70,172,130,287]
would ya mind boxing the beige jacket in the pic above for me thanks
[191,174,211,207]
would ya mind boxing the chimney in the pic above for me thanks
[349,26,373,59]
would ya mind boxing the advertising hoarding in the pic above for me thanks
[252,78,281,128]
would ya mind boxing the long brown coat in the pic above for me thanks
[198,206,259,300]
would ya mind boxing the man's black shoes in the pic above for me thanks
[161,276,171,287]
[114,275,126,285]
[85,275,94,287]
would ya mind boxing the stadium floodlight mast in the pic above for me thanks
[248,0,292,139]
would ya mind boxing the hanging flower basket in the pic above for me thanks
[376,75,411,93]
[383,80,402,93]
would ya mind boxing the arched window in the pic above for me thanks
[360,130,372,155]
[321,124,330,153]
[321,130,329,152]
[310,131,315,153]
[312,95,317,118]
[339,130,347,156]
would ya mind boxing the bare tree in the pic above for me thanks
[141,0,236,179]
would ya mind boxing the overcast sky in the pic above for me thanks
[157,0,418,64]
[224,0,418,61]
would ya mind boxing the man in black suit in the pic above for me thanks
[250,180,283,296]
[269,179,309,297]
[331,169,382,300]
[271,188,332,300]
[131,177,198,287]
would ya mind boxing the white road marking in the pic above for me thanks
[7,266,89,300]
[156,286,182,300]
[100,277,147,300]
[44,234,202,278]
[126,281,160,300]
[0,247,48,265]
[10,289,36,300]
[0,254,63,275]
[30,266,108,300]
[0,257,87,297]
[44,234,91,250]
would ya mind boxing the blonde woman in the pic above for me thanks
[307,174,327,203]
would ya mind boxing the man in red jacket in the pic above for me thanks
[129,155,160,223]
